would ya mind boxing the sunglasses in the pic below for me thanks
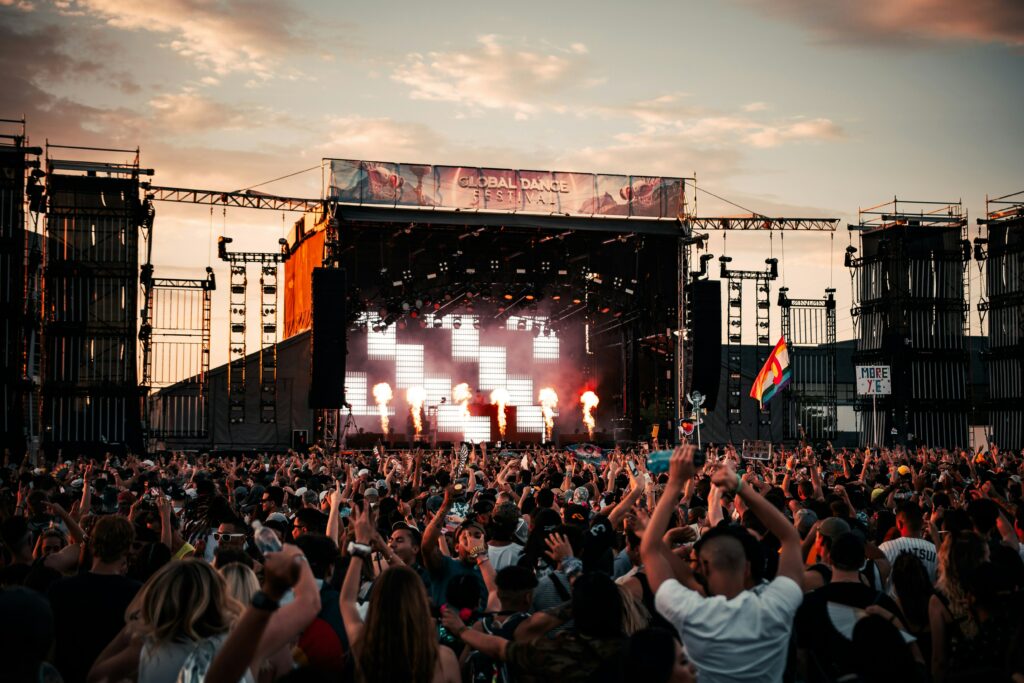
[214,533,246,542]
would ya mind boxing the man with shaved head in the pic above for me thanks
[641,447,805,683]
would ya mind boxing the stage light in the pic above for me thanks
[543,326,551,336]
[600,306,611,314]
[473,319,481,330]
[433,316,443,328]
[517,318,527,331]
[453,316,462,329]
[552,294,561,301]
[503,292,514,301]
[572,298,582,305]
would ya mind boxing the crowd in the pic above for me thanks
[3,439,1024,682]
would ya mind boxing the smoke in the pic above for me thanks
[406,386,426,439]
[453,382,472,418]
[580,390,599,440]
[372,382,393,434]
[490,387,510,438]
[538,387,558,443]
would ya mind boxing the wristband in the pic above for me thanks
[733,474,744,494]
[251,591,280,612]
[561,556,583,578]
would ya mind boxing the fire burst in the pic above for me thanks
[453,383,472,418]
[538,388,558,443]
[372,382,393,434]
[490,388,510,438]
[580,390,599,440]
[406,387,426,439]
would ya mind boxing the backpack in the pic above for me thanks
[466,611,531,683]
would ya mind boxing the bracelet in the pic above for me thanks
[733,474,744,494]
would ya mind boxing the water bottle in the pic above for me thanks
[252,522,282,554]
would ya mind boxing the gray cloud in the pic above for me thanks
[735,0,1024,48]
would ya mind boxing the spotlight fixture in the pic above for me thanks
[453,316,462,330]
[517,318,527,331]
[473,319,481,330]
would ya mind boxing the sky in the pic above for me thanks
[3,0,1024,370]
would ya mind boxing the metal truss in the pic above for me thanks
[687,216,838,232]
[228,265,247,424]
[719,257,778,435]
[779,288,837,442]
[145,185,321,213]
[259,265,278,424]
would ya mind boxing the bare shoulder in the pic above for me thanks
[436,645,460,683]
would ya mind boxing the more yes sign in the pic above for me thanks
[856,365,891,396]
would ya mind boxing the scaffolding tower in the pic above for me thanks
[140,269,215,443]
[218,236,288,425]
[779,288,837,442]
[976,190,1024,450]
[718,256,778,438]
[848,198,970,448]
[0,120,42,457]
[41,144,153,455]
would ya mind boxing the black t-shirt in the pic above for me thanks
[581,514,616,574]
[48,571,142,683]
[794,580,902,682]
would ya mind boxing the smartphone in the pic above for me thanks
[627,461,639,477]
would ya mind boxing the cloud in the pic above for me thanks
[736,0,1024,48]
[60,0,308,78]
[0,0,35,10]
[391,34,592,118]
[318,116,446,162]
[148,90,252,132]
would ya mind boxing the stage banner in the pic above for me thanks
[328,159,685,220]
[284,229,326,339]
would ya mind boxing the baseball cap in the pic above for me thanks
[572,486,590,504]
[818,516,851,541]
[301,489,318,506]
[319,490,330,503]
[794,508,818,536]
[564,504,589,527]
[294,487,308,498]
[871,487,887,503]
[897,465,911,476]
[391,521,422,545]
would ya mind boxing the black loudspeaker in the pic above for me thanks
[309,268,347,409]
[687,280,722,411]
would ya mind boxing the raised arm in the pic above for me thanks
[712,463,804,584]
[205,546,305,683]
[640,446,696,594]
[421,486,454,572]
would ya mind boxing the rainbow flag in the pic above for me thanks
[750,337,792,407]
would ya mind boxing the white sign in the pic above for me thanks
[856,365,891,396]
[742,440,773,460]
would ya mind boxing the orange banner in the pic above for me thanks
[284,230,325,339]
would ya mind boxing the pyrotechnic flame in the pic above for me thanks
[406,387,426,439]
[580,390,599,440]
[453,383,472,419]
[539,388,558,443]
[490,388,510,438]
[372,382,393,434]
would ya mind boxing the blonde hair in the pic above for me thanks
[617,585,651,635]
[220,562,260,605]
[128,559,243,644]
[936,531,986,639]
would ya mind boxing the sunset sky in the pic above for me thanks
[3,0,1023,363]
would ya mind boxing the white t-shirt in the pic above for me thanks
[878,537,937,584]
[655,576,804,683]
[488,543,524,571]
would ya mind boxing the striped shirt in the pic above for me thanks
[878,536,937,583]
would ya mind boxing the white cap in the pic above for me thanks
[294,487,308,497]
[141,459,155,467]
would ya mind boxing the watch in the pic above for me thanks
[348,541,372,560]
[251,591,280,612]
